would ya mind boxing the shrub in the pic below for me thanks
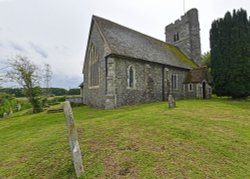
[0,93,17,118]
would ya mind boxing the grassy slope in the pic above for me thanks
[0,98,250,178]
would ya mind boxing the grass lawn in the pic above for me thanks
[0,98,250,178]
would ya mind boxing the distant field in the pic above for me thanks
[0,98,250,178]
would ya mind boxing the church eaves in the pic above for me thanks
[93,15,198,69]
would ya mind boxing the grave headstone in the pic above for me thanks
[63,101,84,177]
[16,103,21,111]
[9,108,13,116]
[168,95,176,108]
[3,112,8,118]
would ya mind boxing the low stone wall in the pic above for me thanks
[66,97,83,104]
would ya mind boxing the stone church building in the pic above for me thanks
[82,8,211,109]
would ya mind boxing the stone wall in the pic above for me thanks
[82,21,190,109]
[183,83,197,98]
[83,16,203,109]
[169,68,189,99]
[114,58,162,107]
[83,21,107,108]
[66,97,83,104]
[112,57,189,108]
[183,82,212,99]
[165,8,201,66]
[194,82,212,99]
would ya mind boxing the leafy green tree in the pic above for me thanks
[0,88,24,97]
[210,9,250,99]
[6,56,44,113]
[0,92,17,118]
[50,88,68,96]
[0,67,5,88]
[1,87,69,97]
[201,51,211,70]
[68,88,80,95]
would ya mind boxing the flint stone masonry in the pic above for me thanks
[165,8,201,66]
[82,20,107,108]
[114,57,189,107]
[82,9,211,109]
[63,101,84,177]
[105,57,117,109]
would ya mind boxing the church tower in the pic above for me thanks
[165,8,201,66]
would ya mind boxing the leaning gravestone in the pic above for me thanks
[17,103,21,111]
[63,101,84,178]
[3,112,8,118]
[168,95,176,108]
[9,108,13,116]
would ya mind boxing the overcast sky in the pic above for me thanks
[0,0,250,89]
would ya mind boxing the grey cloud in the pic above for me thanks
[8,41,26,52]
[29,42,48,58]
[51,73,82,89]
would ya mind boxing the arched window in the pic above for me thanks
[188,83,193,92]
[88,44,99,88]
[171,74,178,90]
[127,66,135,88]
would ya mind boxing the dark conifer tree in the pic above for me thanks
[210,9,250,98]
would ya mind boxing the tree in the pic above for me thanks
[50,88,68,96]
[202,51,213,91]
[201,51,211,70]
[0,88,24,97]
[0,92,17,118]
[68,88,80,95]
[210,9,250,99]
[0,67,6,87]
[5,55,44,113]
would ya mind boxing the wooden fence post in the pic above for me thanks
[63,101,84,177]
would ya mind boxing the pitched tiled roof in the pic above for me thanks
[184,67,211,83]
[93,16,198,69]
[79,82,84,87]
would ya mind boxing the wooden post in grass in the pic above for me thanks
[63,101,84,177]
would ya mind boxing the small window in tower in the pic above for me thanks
[173,32,180,42]
[177,32,179,41]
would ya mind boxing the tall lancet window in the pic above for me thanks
[88,43,99,88]
[171,74,178,90]
[127,65,135,88]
